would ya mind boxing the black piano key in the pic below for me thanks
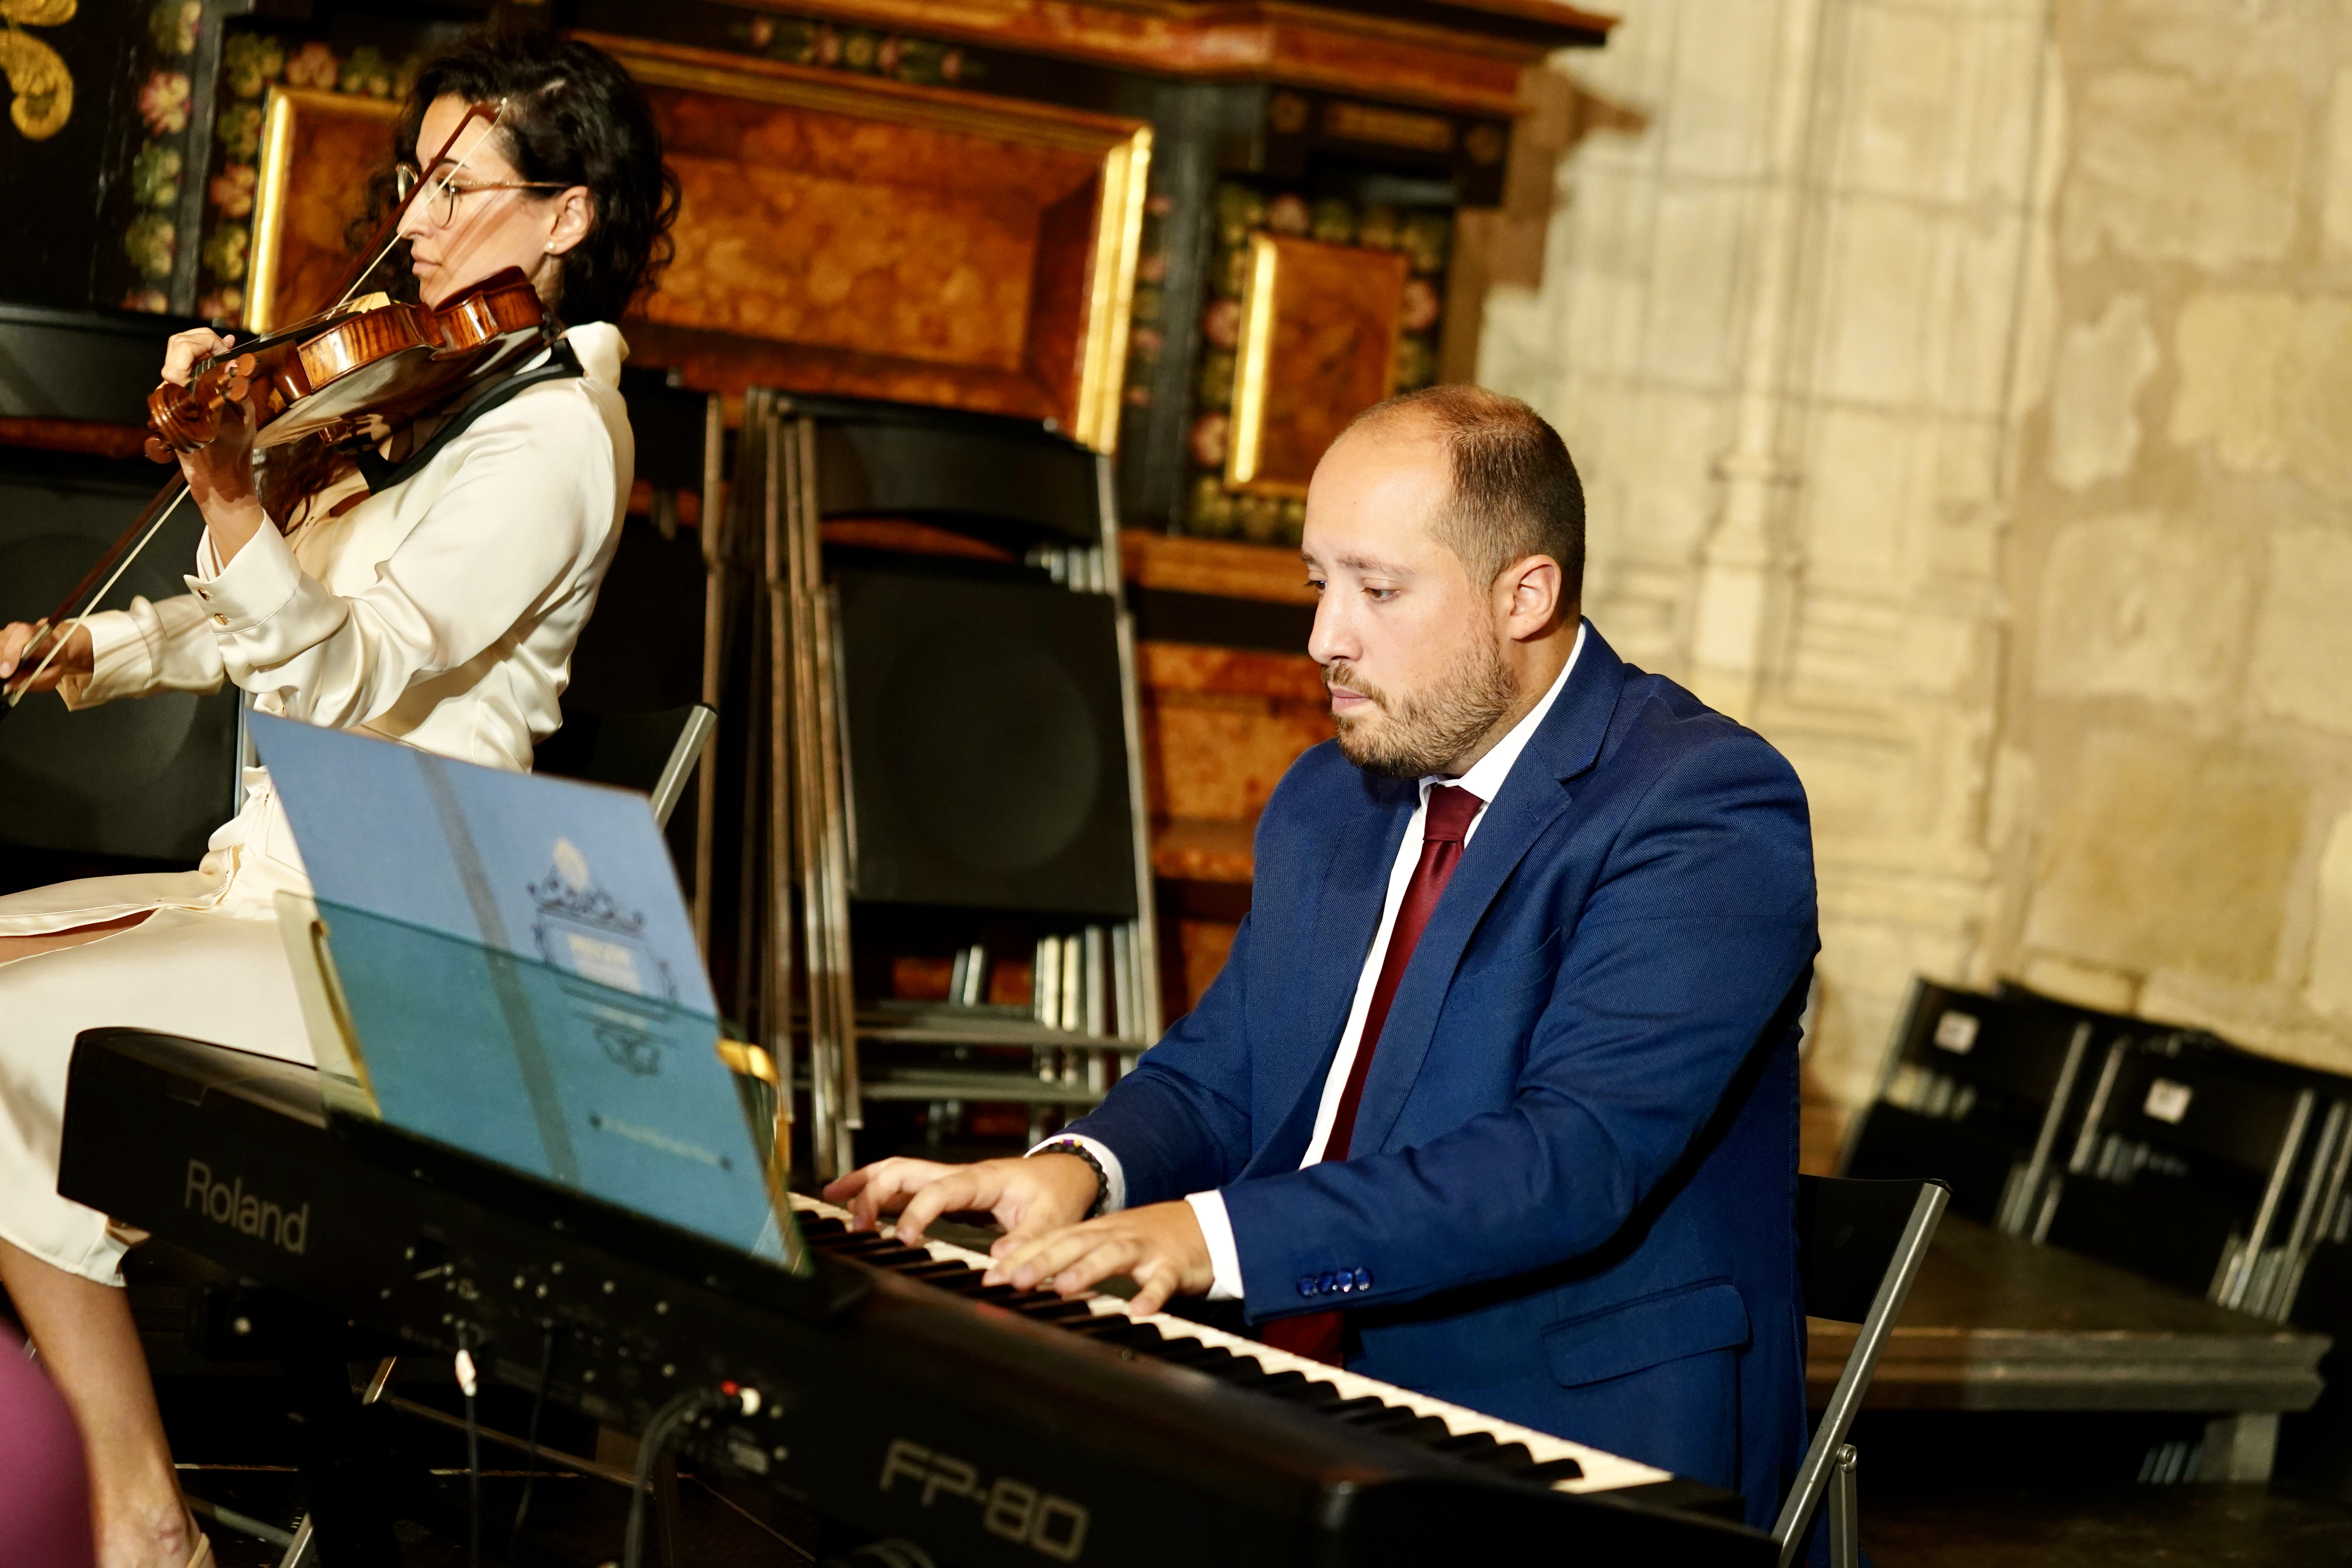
[1265,1379,1348,1412]
[1065,1319,1165,1348]
[903,1264,991,1290]
[798,1216,848,1236]
[1153,1344,1267,1385]
[1013,1299,1099,1325]
[1331,1402,1418,1428]
[1430,1431,1501,1458]
[1252,1369,1309,1397]
[1525,1457,1586,1483]
[828,1237,929,1261]
[971,1285,1033,1306]
[1455,1441,1538,1472]
[1061,1314,1132,1336]
[1338,1407,1451,1444]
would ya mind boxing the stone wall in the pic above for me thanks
[1994,2,2352,1074]
[1482,0,2352,1164]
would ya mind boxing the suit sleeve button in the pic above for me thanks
[1315,1272,1336,1295]
[1296,1274,1320,1298]
[1353,1267,1372,1290]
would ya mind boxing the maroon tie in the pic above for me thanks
[1263,784,1484,1365]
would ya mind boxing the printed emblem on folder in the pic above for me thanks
[532,836,678,1076]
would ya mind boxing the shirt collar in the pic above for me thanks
[557,321,628,387]
[1423,619,1587,808]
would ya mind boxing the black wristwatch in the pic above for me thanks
[1032,1138,1110,1219]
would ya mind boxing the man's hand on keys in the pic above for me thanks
[823,1152,1100,1249]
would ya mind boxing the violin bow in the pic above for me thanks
[1,101,511,715]
[2,479,193,711]
[329,97,510,317]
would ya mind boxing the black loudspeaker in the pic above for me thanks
[0,447,240,871]
[0,301,201,424]
[834,564,1136,918]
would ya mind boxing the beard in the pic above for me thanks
[1327,636,1517,779]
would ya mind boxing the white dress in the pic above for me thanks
[0,322,633,1284]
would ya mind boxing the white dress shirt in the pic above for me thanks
[1036,622,1586,1301]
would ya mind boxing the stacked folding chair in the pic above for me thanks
[1840,980,2096,1234]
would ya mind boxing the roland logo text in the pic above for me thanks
[183,1161,309,1255]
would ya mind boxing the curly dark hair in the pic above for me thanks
[394,29,680,325]
[267,31,675,525]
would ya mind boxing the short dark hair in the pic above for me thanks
[398,30,680,325]
[1348,385,1584,600]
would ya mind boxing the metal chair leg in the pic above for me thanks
[362,1354,399,1405]
[276,1513,318,1568]
[1828,1444,1859,1568]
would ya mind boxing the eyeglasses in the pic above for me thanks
[395,162,568,227]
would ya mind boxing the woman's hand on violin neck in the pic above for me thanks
[0,620,92,694]
[161,326,266,542]
[160,326,261,504]
[161,326,234,388]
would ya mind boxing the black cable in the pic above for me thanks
[510,1329,560,1557]
[623,1387,730,1568]
[461,1349,482,1568]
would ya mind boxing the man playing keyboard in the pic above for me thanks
[829,385,1818,1532]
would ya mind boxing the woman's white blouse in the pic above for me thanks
[16,321,634,929]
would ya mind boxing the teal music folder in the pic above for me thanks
[250,714,804,1272]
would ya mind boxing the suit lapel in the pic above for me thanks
[1344,624,1630,1157]
[1246,770,1415,1176]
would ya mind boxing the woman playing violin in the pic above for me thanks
[0,31,676,1567]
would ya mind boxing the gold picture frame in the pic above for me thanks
[245,86,403,334]
[584,36,1151,453]
[1226,233,1408,496]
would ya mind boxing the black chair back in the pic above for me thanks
[534,702,716,828]
[1841,979,2093,1232]
[2044,1031,2327,1308]
[786,393,1104,552]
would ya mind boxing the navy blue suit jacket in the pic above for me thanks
[1069,624,1818,1528]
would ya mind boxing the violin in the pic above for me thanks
[144,265,547,461]
[2,100,545,715]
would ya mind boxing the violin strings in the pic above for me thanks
[334,97,511,315]
[7,485,194,706]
